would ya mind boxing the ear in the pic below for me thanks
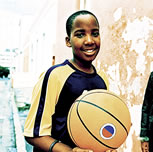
[65,37,71,47]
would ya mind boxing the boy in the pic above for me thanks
[24,10,116,152]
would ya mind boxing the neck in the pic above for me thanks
[70,59,94,74]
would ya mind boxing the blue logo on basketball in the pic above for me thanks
[100,123,116,140]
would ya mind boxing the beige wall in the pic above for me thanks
[23,46,29,72]
[53,0,81,64]
[86,0,153,151]
[22,0,81,75]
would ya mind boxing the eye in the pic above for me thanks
[92,31,99,37]
[75,32,85,38]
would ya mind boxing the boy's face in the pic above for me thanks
[66,14,100,64]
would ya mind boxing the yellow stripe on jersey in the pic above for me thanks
[24,64,75,137]
[23,72,45,137]
[98,70,109,90]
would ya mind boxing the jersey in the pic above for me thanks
[24,59,109,148]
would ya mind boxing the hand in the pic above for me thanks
[72,147,93,152]
[141,141,149,152]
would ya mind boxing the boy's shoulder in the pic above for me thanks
[151,71,153,77]
[149,71,153,82]
[97,70,109,90]
[44,60,69,74]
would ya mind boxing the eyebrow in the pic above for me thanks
[92,29,99,31]
[74,28,99,33]
[74,29,85,33]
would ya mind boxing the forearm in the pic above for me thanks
[25,136,72,152]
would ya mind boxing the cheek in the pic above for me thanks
[71,40,82,49]
[97,37,101,46]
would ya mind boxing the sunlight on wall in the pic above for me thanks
[0,10,20,51]
[95,5,153,151]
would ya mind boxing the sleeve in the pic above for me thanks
[23,70,60,137]
[140,72,153,139]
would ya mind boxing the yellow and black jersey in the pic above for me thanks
[24,60,109,147]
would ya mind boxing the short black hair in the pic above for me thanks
[66,10,99,37]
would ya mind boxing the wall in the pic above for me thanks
[84,0,153,151]
[53,0,81,64]
[22,0,81,75]
[22,0,59,76]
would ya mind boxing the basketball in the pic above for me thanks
[67,89,131,152]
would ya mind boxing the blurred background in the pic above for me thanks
[0,0,153,151]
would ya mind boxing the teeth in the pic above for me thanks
[85,50,94,53]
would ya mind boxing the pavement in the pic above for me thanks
[0,79,17,152]
[0,79,32,152]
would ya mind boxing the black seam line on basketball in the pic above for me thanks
[68,103,79,146]
[76,101,117,150]
[79,91,127,107]
[76,99,128,136]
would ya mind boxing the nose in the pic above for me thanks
[84,35,94,45]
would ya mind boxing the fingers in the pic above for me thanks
[141,142,149,152]
[72,147,93,152]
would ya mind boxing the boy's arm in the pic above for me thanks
[25,136,93,152]
[25,136,72,152]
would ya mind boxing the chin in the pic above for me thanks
[83,58,95,64]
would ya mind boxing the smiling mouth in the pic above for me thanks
[83,49,97,55]
[84,49,94,53]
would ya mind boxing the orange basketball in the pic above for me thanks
[67,89,131,152]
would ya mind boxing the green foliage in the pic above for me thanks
[0,66,10,78]
[18,103,31,111]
